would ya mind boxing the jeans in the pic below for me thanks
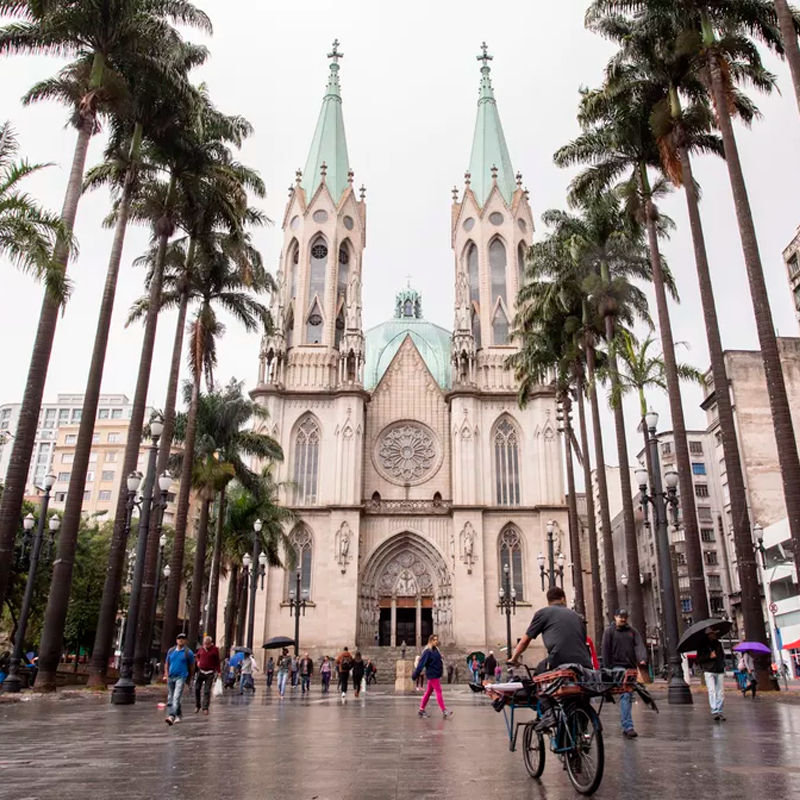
[619,689,633,732]
[267,671,274,688]
[239,673,254,693]
[301,673,311,693]
[322,672,331,692]
[291,670,298,686]
[420,677,446,712]
[704,672,724,715]
[339,671,349,694]
[195,670,215,710]
[471,668,480,684]
[167,676,186,719]
[278,670,288,696]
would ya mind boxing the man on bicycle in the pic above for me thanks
[509,587,593,731]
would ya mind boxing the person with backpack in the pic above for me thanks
[352,651,366,697]
[163,632,195,725]
[336,647,353,701]
[413,634,453,719]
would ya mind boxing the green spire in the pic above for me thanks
[302,40,351,204]
[468,43,515,206]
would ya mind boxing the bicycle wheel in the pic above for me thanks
[563,702,604,795]
[522,722,545,778]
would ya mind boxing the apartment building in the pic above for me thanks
[783,226,800,328]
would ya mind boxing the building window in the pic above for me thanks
[99,490,112,502]
[337,243,349,299]
[494,418,521,506]
[695,484,709,498]
[108,432,121,443]
[65,435,77,445]
[489,238,507,307]
[308,239,327,301]
[43,409,56,428]
[700,528,716,543]
[101,470,114,482]
[517,242,526,289]
[57,472,71,482]
[691,462,706,475]
[709,595,725,613]
[106,451,118,463]
[111,408,122,419]
[698,506,713,522]
[499,527,524,601]
[704,550,719,566]
[86,471,94,483]
[71,410,82,422]
[661,442,672,456]
[492,305,510,345]
[467,243,479,304]
[293,416,320,505]
[471,309,481,349]
[708,574,722,590]
[98,409,109,419]
[92,434,100,443]
[305,300,323,344]
[82,490,91,502]
[689,441,703,455]
[788,253,799,278]
[288,526,313,599]
[58,409,69,424]
[681,598,693,613]
[61,453,74,464]
[55,492,66,503]
[89,451,98,463]
[285,309,294,349]
[676,551,687,566]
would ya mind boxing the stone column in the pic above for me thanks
[390,596,397,647]
[415,596,422,647]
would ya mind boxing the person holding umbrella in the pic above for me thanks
[697,627,726,721]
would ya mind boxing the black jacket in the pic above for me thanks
[484,655,497,676]
[697,639,725,673]
[601,623,647,669]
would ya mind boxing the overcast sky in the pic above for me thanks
[2,0,799,482]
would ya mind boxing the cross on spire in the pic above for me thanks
[328,39,344,65]
[477,41,493,69]
[405,274,413,288]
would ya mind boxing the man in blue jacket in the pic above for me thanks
[412,634,453,719]
[163,632,195,725]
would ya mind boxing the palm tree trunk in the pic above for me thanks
[205,484,226,640]
[160,369,201,656]
[707,50,800,624]
[223,561,238,650]
[604,316,645,633]
[132,286,189,682]
[0,114,94,613]
[584,343,619,621]
[774,0,800,118]
[575,368,608,646]
[561,393,585,618]
[639,165,709,622]
[235,568,248,647]
[87,182,177,689]
[35,130,141,692]
[187,495,211,647]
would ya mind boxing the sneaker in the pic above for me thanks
[418,709,429,718]
[165,716,174,726]
[195,707,201,714]
[342,692,346,700]
[623,729,637,739]
[717,713,726,721]
[443,710,453,719]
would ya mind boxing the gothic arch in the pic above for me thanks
[286,523,314,599]
[498,524,526,601]
[290,413,322,505]
[492,414,521,506]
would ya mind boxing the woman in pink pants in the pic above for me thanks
[412,634,453,719]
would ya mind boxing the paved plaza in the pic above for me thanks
[2,686,799,800]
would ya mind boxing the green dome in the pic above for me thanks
[364,287,451,391]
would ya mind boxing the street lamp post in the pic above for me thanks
[3,476,59,693]
[753,523,789,682]
[635,409,692,705]
[111,417,164,705]
[538,520,565,591]
[621,573,629,606]
[499,562,516,666]
[289,567,309,657]
[245,519,268,652]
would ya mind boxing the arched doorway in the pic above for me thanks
[358,532,453,647]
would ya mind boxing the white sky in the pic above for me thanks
[1,0,799,483]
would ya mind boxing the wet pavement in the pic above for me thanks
[2,685,800,800]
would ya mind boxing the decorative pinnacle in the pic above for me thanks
[516,171,523,188]
[524,187,530,199]
[478,41,493,70]
[328,39,344,66]
[491,164,498,182]
[348,167,354,185]
[295,168,302,185]
[464,170,471,185]
[288,185,294,196]
[452,185,459,201]
[359,184,366,200]
[320,161,328,180]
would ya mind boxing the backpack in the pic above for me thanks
[340,653,353,671]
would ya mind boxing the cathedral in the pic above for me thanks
[245,42,571,654]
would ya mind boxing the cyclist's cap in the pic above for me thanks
[614,608,630,617]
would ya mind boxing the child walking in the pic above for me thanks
[412,634,452,719]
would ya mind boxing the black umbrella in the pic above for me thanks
[677,618,732,653]
[232,646,252,655]
[262,636,296,650]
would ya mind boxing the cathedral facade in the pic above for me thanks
[246,43,571,654]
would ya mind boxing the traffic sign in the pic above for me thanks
[769,602,778,614]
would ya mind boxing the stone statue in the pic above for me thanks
[346,270,362,329]
[400,640,407,659]
[456,268,469,306]
[463,522,474,557]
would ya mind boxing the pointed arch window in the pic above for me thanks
[290,243,299,299]
[492,305,509,345]
[467,243,480,305]
[490,238,507,307]
[309,238,327,300]
[337,243,350,298]
[517,242,526,291]
[499,527,524,600]
[494,418,520,506]
[285,307,294,349]
[335,307,345,349]
[305,300,323,344]
[287,526,313,599]
[293,416,320,505]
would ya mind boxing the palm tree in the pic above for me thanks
[0,0,211,627]
[555,75,711,623]
[0,121,73,301]
[170,379,283,646]
[87,101,264,688]
[159,236,271,656]
[773,0,800,117]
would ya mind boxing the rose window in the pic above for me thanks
[375,422,440,485]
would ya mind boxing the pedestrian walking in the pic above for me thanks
[697,626,726,721]
[277,648,291,698]
[164,633,195,726]
[365,658,376,685]
[413,634,452,719]
[299,652,314,693]
[601,608,648,739]
[238,652,259,694]
[738,652,757,698]
[194,635,221,715]
[321,655,332,693]
[414,654,425,691]
[446,660,454,684]
[494,663,502,681]
[470,655,480,684]
[291,655,298,688]
[266,656,275,688]
[483,651,497,684]
[453,663,460,683]
[336,646,353,701]
[352,651,365,697]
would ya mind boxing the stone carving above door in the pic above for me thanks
[378,551,434,596]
